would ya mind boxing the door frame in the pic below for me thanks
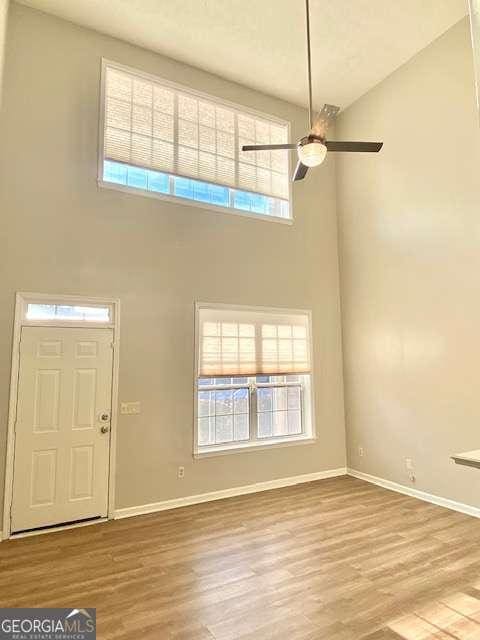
[3,292,121,540]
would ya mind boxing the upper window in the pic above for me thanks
[99,61,291,222]
[195,303,315,455]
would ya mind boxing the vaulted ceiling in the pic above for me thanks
[16,0,467,109]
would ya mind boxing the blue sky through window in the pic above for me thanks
[103,161,289,220]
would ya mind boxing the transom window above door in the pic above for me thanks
[18,296,116,327]
[195,303,315,456]
[26,303,110,323]
[99,61,292,223]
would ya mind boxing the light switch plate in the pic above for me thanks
[120,401,141,415]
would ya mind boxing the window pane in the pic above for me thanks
[234,388,248,414]
[256,376,304,441]
[198,417,212,446]
[273,410,288,436]
[257,388,272,412]
[174,176,194,199]
[26,304,55,319]
[288,410,302,435]
[287,387,301,410]
[197,384,249,446]
[198,391,212,418]
[215,390,233,416]
[273,387,287,411]
[148,170,169,193]
[104,160,127,185]
[234,414,249,441]
[26,303,110,323]
[258,412,273,438]
[216,415,234,443]
[210,184,229,207]
[127,166,148,189]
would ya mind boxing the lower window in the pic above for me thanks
[196,374,313,454]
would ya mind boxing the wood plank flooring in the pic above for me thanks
[1,476,480,639]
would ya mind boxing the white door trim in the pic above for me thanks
[3,292,121,540]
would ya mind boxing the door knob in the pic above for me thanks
[101,424,110,434]
[99,412,110,422]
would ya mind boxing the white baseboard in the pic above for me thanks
[114,467,347,519]
[348,468,480,519]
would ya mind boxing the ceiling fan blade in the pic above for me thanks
[293,160,309,181]
[311,104,340,137]
[326,141,383,152]
[242,144,297,151]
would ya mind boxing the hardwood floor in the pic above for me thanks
[1,476,480,639]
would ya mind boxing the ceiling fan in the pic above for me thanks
[242,0,383,181]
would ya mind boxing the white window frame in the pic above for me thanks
[193,302,316,458]
[97,59,294,225]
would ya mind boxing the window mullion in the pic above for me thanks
[249,382,258,443]
[300,383,305,436]
[173,91,179,178]
[129,76,134,166]
[251,323,262,444]
[234,111,239,191]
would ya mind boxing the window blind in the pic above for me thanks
[103,64,290,200]
[197,306,311,378]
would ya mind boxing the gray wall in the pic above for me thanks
[337,18,480,507]
[0,4,346,516]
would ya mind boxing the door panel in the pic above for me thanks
[33,369,61,432]
[72,369,97,429]
[11,327,114,533]
[31,450,57,506]
[69,446,94,500]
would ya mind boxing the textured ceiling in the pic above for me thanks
[16,0,467,109]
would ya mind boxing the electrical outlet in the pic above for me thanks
[405,458,415,482]
[358,446,364,457]
[177,466,185,479]
[120,401,141,415]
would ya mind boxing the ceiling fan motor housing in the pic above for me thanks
[298,134,325,148]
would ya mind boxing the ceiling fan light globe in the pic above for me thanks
[298,141,327,167]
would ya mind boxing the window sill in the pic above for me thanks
[98,179,294,225]
[194,435,316,459]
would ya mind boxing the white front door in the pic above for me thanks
[11,326,114,533]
